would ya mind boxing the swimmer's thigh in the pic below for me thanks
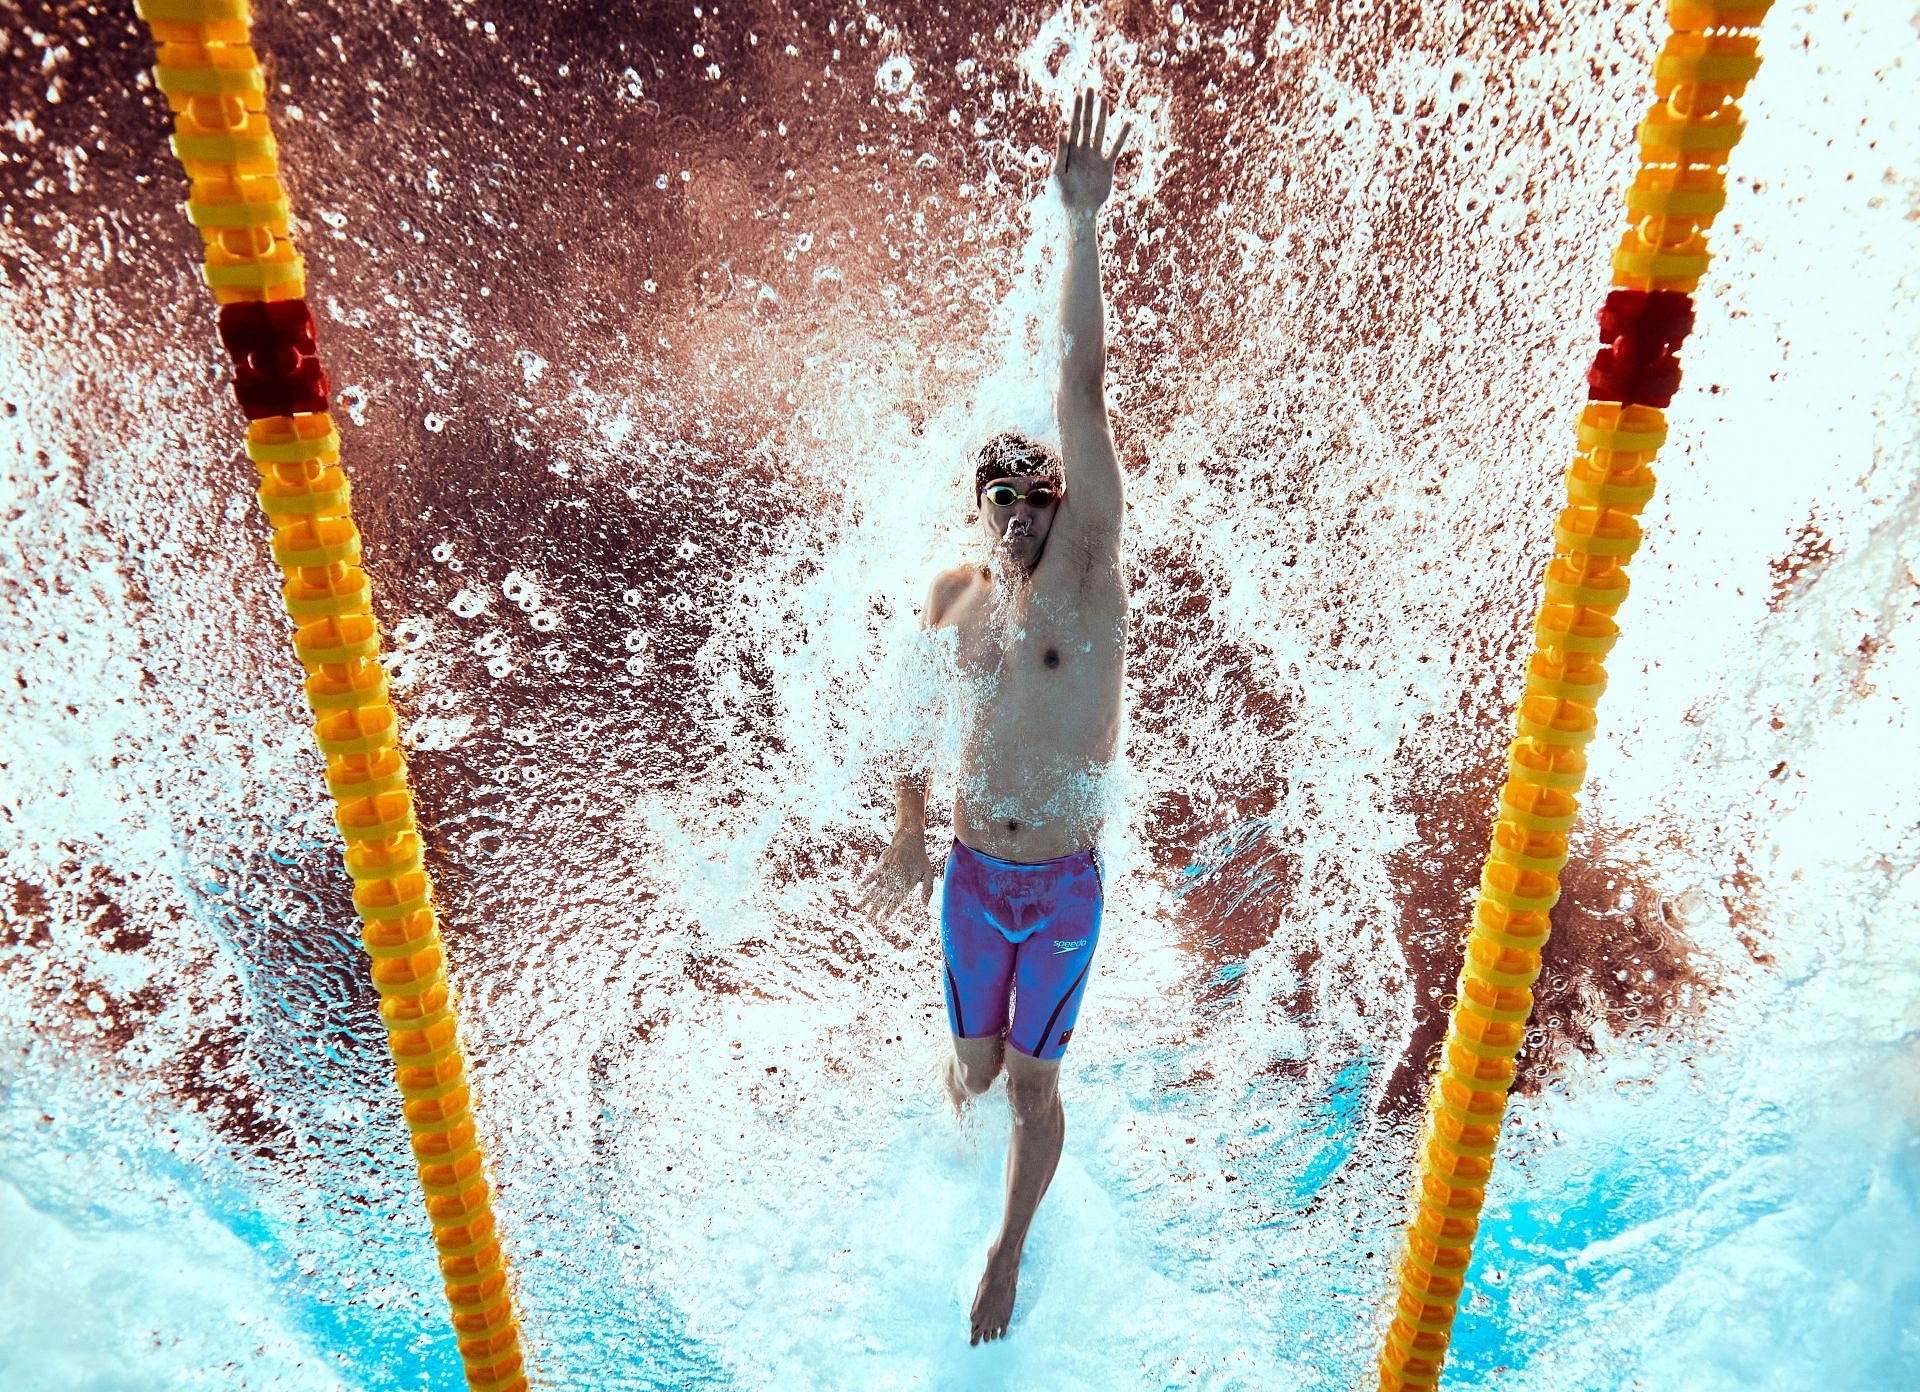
[940,851,1017,1044]
[1007,857,1104,1060]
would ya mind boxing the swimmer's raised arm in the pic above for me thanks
[1054,89,1129,404]
[1051,89,1131,559]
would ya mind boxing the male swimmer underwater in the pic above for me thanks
[856,89,1133,1347]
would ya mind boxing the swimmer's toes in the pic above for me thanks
[970,1248,1020,1344]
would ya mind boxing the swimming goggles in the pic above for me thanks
[980,482,1062,508]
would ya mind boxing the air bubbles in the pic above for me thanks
[624,630,650,653]
[623,587,645,607]
[1442,59,1485,111]
[485,655,513,679]
[391,617,431,649]
[449,588,488,618]
[541,648,569,672]
[337,384,369,427]
[625,655,649,677]
[423,412,446,433]
[875,56,914,96]
[530,611,560,633]
[474,629,509,658]
[502,570,544,611]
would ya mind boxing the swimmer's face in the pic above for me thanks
[977,473,1062,571]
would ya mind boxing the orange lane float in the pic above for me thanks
[131,2,526,1388]
[1378,2,1772,1388]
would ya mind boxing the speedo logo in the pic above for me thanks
[1051,938,1088,954]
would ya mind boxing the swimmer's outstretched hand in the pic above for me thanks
[1053,88,1131,216]
[856,831,936,926]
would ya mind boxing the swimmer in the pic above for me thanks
[857,88,1133,1348]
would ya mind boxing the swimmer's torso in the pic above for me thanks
[932,554,1126,862]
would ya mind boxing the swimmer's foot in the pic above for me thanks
[969,1240,1022,1344]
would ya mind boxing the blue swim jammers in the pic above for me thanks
[939,839,1104,1061]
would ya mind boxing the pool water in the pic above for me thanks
[3,2,1916,1388]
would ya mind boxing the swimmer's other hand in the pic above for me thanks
[855,831,936,927]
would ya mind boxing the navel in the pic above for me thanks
[1044,647,1060,668]
[1006,820,1020,833]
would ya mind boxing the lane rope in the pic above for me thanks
[1376,4,1772,1387]
[131,3,528,1387]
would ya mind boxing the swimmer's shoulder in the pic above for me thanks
[924,563,989,628]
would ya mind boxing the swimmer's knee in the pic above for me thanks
[1004,1053,1061,1122]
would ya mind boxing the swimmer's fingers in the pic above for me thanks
[1052,133,1068,179]
[1068,90,1084,148]
[1092,92,1108,153]
[1108,120,1133,169]
[853,861,890,921]
[858,862,911,925]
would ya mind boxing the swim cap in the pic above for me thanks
[974,430,1065,497]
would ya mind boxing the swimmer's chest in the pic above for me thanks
[947,570,1116,686]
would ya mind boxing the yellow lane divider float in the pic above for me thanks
[1377,3,1771,1388]
[131,2,527,1387]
